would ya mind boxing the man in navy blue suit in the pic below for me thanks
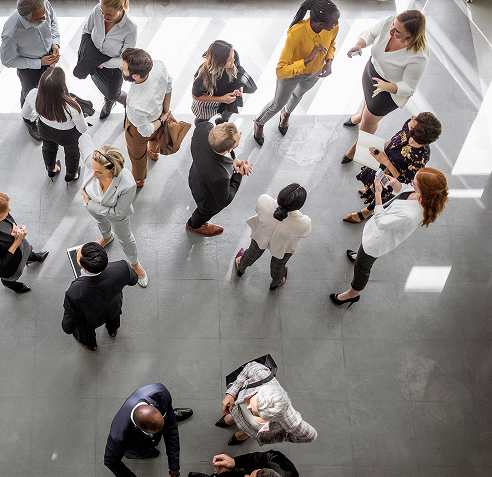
[104,383,193,477]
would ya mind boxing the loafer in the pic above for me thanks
[3,281,31,294]
[188,473,209,477]
[96,234,114,248]
[138,272,148,288]
[27,251,49,264]
[228,433,249,446]
[341,155,353,164]
[215,415,230,427]
[25,121,41,141]
[108,330,117,338]
[346,249,357,263]
[100,98,115,119]
[270,267,288,291]
[174,407,193,422]
[343,117,358,127]
[185,222,223,236]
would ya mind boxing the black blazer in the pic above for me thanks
[62,260,138,332]
[0,214,22,279]
[104,383,180,476]
[188,121,242,211]
[233,450,299,477]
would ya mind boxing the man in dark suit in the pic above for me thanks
[62,242,137,352]
[104,383,193,477]
[188,450,298,477]
[186,121,252,236]
[0,192,48,293]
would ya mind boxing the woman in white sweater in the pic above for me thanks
[341,10,430,164]
[235,184,311,290]
[331,167,448,306]
[21,67,87,183]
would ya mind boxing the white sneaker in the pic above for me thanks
[138,272,148,288]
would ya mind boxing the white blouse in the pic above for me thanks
[82,3,137,69]
[246,194,311,259]
[362,183,423,258]
[358,16,430,107]
[21,88,88,133]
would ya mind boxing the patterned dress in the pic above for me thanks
[356,119,430,210]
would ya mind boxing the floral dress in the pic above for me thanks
[356,119,430,210]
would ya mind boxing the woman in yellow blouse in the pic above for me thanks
[253,0,340,145]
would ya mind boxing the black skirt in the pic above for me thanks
[362,57,398,117]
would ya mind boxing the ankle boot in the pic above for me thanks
[100,98,115,119]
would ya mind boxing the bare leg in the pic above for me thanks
[131,261,146,279]
[343,207,373,222]
[279,108,290,127]
[253,120,264,139]
[337,287,360,300]
[224,414,235,425]
[349,99,367,125]
[234,431,249,441]
[345,105,384,160]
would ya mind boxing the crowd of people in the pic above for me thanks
[0,0,451,476]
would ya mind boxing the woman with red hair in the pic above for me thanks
[331,167,449,306]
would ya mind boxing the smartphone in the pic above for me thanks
[376,168,389,188]
[349,51,361,58]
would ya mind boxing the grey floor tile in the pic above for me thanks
[158,279,219,338]
[35,277,72,336]
[0,398,32,463]
[460,282,492,340]
[31,398,96,463]
[344,340,410,402]
[350,401,418,466]
[288,401,353,466]
[0,463,31,477]
[282,339,347,401]
[465,341,492,402]
[420,467,486,477]
[412,402,483,467]
[0,335,35,397]
[297,466,356,477]
[405,340,473,402]
[354,466,420,477]
[31,463,96,477]
[159,338,222,401]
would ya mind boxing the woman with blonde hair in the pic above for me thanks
[342,10,430,164]
[75,0,137,119]
[79,134,148,287]
[191,40,244,126]
[21,67,87,183]
[331,167,448,306]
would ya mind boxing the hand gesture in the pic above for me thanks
[222,394,235,414]
[51,44,59,57]
[347,46,362,58]
[160,111,175,123]
[374,176,383,194]
[372,77,388,98]
[386,175,398,188]
[233,87,243,97]
[305,45,328,64]
[318,60,332,78]
[80,188,90,206]
[221,93,237,104]
[41,53,59,66]
[212,454,235,469]
[369,147,388,165]
[11,225,27,242]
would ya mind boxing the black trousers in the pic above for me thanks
[188,197,224,229]
[37,121,81,175]
[73,317,120,349]
[17,66,49,106]
[91,67,123,101]
[351,244,378,292]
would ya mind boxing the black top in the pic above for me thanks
[192,50,242,113]
[231,450,299,477]
[104,383,180,476]
[62,260,138,332]
[188,121,242,211]
[0,213,22,279]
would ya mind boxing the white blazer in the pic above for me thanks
[362,183,423,258]
[247,194,311,259]
[79,134,136,219]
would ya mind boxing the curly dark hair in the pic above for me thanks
[410,112,441,145]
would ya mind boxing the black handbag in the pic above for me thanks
[235,65,257,94]
[226,354,277,390]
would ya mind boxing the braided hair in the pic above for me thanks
[290,0,339,28]
[273,184,307,221]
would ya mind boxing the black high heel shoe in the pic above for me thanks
[346,250,357,263]
[47,160,61,181]
[330,293,360,307]
[65,166,81,185]
[253,121,264,146]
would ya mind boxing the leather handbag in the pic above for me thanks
[226,354,277,390]
[235,66,257,94]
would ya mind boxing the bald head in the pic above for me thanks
[133,404,164,434]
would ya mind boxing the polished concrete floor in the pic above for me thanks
[0,0,491,476]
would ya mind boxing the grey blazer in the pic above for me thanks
[80,133,136,219]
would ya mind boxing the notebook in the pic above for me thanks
[354,130,385,170]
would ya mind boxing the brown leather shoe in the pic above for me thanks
[185,222,224,236]
[147,144,159,161]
